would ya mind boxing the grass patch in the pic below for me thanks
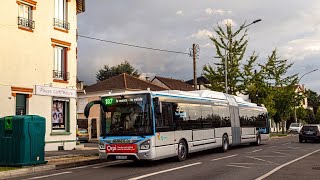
[270,133,288,137]
[0,167,19,172]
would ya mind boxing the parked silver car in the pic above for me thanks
[288,123,303,133]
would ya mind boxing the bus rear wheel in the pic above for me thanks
[220,134,229,153]
[177,140,188,161]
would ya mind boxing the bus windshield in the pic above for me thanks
[102,94,153,136]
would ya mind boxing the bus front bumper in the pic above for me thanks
[99,147,156,160]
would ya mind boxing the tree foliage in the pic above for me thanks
[306,89,319,114]
[203,22,249,95]
[96,60,140,82]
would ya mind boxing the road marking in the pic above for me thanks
[25,172,72,180]
[69,161,115,170]
[269,146,277,148]
[272,151,289,156]
[246,156,278,164]
[282,142,291,145]
[226,164,251,169]
[93,160,131,169]
[256,148,320,180]
[249,149,262,153]
[230,163,255,165]
[128,162,202,180]
[211,154,238,161]
[252,156,285,158]
[286,146,300,149]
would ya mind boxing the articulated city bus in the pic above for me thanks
[84,90,270,161]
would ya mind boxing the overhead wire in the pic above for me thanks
[77,35,191,56]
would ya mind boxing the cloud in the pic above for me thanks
[219,18,237,26]
[205,8,232,15]
[176,10,183,15]
[200,43,213,48]
[189,29,213,39]
[280,39,320,61]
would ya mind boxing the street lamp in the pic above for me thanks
[294,68,318,122]
[224,19,261,94]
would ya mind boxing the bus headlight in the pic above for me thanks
[140,140,150,150]
[99,141,105,150]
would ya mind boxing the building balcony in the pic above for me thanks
[53,18,70,30]
[18,17,35,29]
[53,70,69,81]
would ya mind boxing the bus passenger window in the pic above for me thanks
[156,102,173,132]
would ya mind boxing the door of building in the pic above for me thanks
[91,119,97,138]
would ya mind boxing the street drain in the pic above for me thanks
[312,165,320,170]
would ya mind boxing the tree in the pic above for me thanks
[261,49,298,134]
[203,22,249,95]
[315,106,320,123]
[96,60,140,81]
[240,52,277,118]
[306,89,319,115]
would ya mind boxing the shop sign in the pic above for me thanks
[35,85,76,98]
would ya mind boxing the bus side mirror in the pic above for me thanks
[153,97,161,114]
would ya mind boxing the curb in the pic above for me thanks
[0,158,105,179]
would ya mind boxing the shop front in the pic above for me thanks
[35,85,77,151]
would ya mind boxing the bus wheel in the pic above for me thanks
[220,134,229,153]
[177,140,188,161]
[255,134,261,146]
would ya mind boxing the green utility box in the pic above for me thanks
[0,115,47,166]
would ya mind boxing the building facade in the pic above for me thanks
[0,0,85,151]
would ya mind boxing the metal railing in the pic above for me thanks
[18,17,35,29]
[53,70,69,81]
[53,18,70,30]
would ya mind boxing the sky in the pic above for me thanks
[77,0,320,92]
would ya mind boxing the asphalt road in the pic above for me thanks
[14,135,320,180]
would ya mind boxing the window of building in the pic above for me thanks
[53,46,68,81]
[54,0,69,30]
[52,99,69,131]
[16,94,27,115]
[18,4,35,29]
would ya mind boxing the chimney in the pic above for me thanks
[145,77,150,81]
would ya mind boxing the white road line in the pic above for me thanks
[69,162,110,170]
[93,160,131,169]
[282,142,291,145]
[211,154,238,161]
[128,162,202,180]
[256,148,320,180]
[226,164,251,169]
[246,156,278,164]
[230,163,255,165]
[269,146,277,148]
[286,146,300,149]
[25,172,72,180]
[249,149,262,153]
[253,156,285,158]
[272,151,289,156]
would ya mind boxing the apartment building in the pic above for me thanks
[0,0,85,151]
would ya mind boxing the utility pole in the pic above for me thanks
[191,44,199,90]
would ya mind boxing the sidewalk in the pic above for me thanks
[0,145,104,179]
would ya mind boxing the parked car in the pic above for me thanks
[288,123,303,133]
[77,128,89,142]
[299,124,320,143]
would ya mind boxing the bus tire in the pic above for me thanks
[254,133,261,146]
[177,139,188,161]
[220,134,229,153]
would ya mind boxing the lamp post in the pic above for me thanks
[294,68,318,122]
[224,19,261,94]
